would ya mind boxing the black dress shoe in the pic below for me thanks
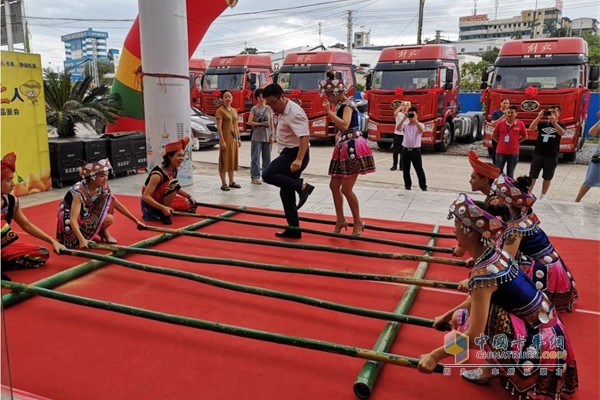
[296,183,315,210]
[275,229,302,239]
[390,166,397,171]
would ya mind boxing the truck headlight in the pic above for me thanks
[367,122,377,130]
[563,127,575,138]
[312,119,326,127]
[485,125,494,134]
[423,122,434,132]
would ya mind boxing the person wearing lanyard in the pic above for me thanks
[491,105,527,178]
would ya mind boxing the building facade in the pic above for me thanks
[459,7,563,41]
[354,31,371,48]
[566,18,599,36]
[61,28,109,81]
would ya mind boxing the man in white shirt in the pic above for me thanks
[400,107,427,191]
[262,83,313,239]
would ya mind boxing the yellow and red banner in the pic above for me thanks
[1,51,51,196]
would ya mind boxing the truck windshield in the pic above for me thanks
[371,69,436,90]
[278,72,324,90]
[202,73,244,91]
[492,66,580,90]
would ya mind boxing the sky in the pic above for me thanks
[3,0,598,71]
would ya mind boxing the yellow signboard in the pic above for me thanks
[1,51,51,196]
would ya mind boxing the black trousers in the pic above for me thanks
[392,134,404,168]
[402,147,427,190]
[262,147,310,227]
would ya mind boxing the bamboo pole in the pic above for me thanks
[1,211,238,309]
[89,243,460,290]
[0,280,444,373]
[354,226,442,399]
[139,225,468,267]
[193,201,455,239]
[173,211,454,254]
[61,248,451,331]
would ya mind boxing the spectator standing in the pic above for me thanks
[575,111,600,202]
[491,105,527,178]
[400,107,427,191]
[247,88,274,185]
[261,83,313,239]
[488,98,510,163]
[528,105,565,199]
[390,101,410,171]
[215,90,241,191]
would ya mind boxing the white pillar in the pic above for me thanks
[138,0,193,186]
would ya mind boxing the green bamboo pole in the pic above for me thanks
[139,225,468,267]
[173,211,454,254]
[194,201,455,239]
[0,280,445,373]
[1,211,238,309]
[353,226,441,399]
[61,248,451,331]
[90,243,460,290]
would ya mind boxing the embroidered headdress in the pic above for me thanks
[448,193,506,245]
[80,158,112,179]
[468,150,500,180]
[164,137,190,154]
[490,173,536,213]
[318,71,346,96]
[1,152,16,180]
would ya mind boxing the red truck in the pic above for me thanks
[275,50,360,141]
[366,44,480,151]
[189,58,206,110]
[200,54,273,137]
[481,37,599,161]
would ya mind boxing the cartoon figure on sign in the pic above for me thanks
[19,80,42,105]
[1,85,10,104]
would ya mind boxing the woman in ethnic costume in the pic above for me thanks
[321,71,375,236]
[57,159,143,248]
[490,174,577,312]
[141,137,196,225]
[1,152,64,276]
[418,193,577,399]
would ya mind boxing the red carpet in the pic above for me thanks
[1,195,597,400]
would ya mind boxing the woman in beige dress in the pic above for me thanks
[215,90,241,191]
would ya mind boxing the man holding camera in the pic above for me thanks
[399,107,427,191]
[528,105,565,200]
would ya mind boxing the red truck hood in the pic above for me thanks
[367,89,442,122]
[286,90,326,119]
[201,90,251,115]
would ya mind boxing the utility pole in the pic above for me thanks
[435,30,441,44]
[346,10,353,56]
[531,0,538,39]
[416,0,425,45]
[494,0,499,19]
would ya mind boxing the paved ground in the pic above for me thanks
[21,140,600,240]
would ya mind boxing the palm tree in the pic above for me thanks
[44,69,121,137]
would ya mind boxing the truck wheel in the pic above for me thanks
[464,117,476,144]
[377,142,392,150]
[562,152,576,162]
[434,122,453,152]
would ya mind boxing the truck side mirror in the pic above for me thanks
[365,72,373,90]
[272,72,279,84]
[247,72,257,90]
[444,69,454,90]
[481,68,490,86]
[588,65,600,88]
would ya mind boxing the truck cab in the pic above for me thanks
[275,50,358,141]
[200,54,273,137]
[366,45,462,151]
[189,58,206,110]
[481,37,599,161]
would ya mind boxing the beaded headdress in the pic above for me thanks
[318,74,345,96]
[165,137,190,154]
[1,152,16,180]
[490,173,537,213]
[448,193,506,245]
[80,158,112,179]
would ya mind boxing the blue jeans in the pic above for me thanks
[262,147,310,227]
[495,153,519,178]
[251,141,272,180]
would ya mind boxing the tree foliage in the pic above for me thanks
[240,47,258,54]
[580,33,600,64]
[482,48,499,64]
[460,61,491,91]
[43,69,122,137]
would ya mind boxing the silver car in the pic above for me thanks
[191,107,219,150]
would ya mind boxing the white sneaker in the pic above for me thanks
[539,194,546,200]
